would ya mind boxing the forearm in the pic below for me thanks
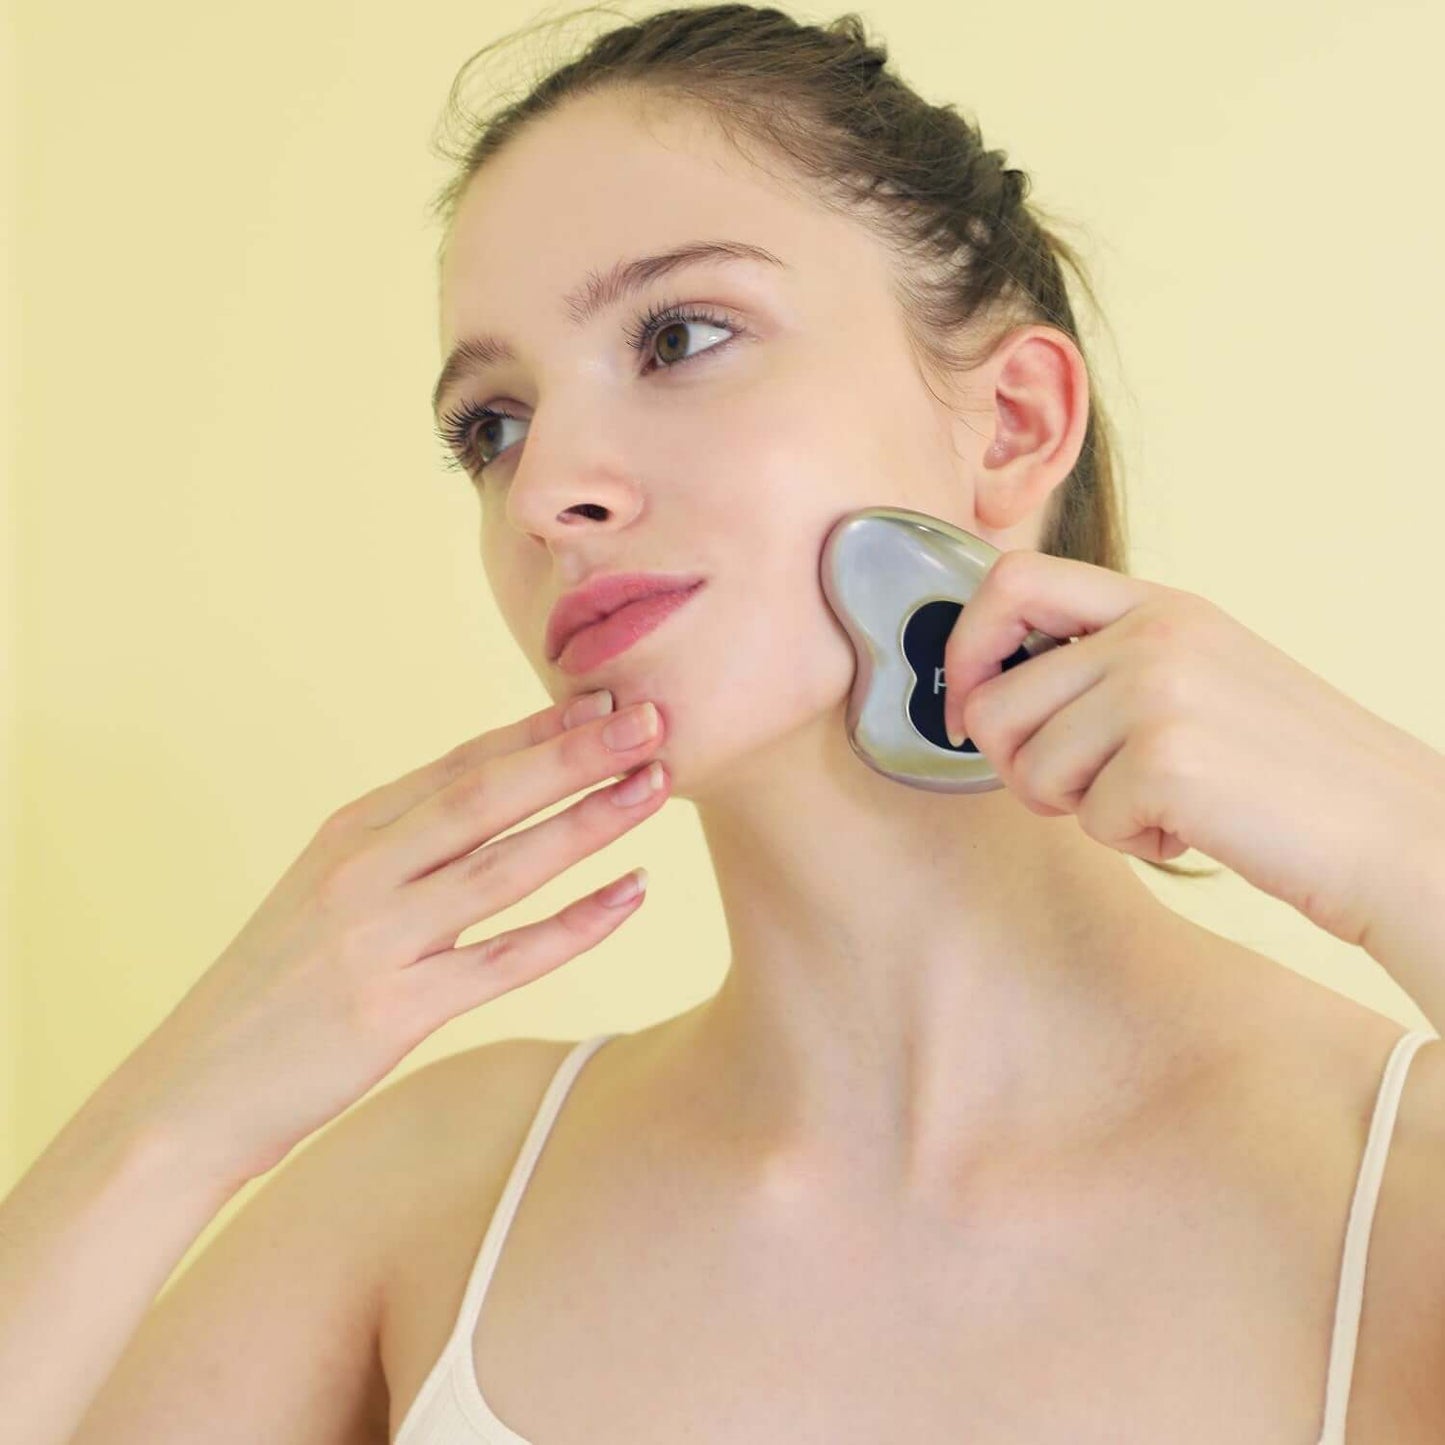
[1357,768,1445,1033]
[1361,858,1445,1035]
[0,1086,242,1445]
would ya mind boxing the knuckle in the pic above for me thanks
[1167,586,1220,623]
[435,741,478,790]
[476,928,520,971]
[318,797,364,839]
[536,726,595,789]
[437,770,489,824]
[987,547,1034,596]
[1130,602,1187,651]
[314,849,366,913]
[1127,649,1193,719]
[459,839,509,889]
[332,909,393,971]
[1135,717,1195,780]
[1137,591,1215,648]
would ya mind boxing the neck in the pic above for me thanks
[669,708,1244,1204]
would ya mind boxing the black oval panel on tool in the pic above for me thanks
[903,598,1034,756]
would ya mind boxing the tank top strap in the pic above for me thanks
[1316,1025,1440,1445]
[446,1031,621,1354]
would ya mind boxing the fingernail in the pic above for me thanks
[563,689,615,729]
[603,701,659,752]
[611,759,663,805]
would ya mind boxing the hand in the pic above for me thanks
[103,691,668,1189]
[943,548,1445,954]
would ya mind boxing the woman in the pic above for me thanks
[395,8,1445,1438]
[6,6,1444,1444]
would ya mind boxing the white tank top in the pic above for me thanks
[394,1025,1439,1444]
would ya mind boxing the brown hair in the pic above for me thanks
[428,1,1219,881]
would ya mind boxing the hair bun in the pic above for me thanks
[855,45,887,79]
[1000,166,1029,210]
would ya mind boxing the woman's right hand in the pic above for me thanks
[101,689,667,1190]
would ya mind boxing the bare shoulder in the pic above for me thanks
[1168,978,1445,1434]
[363,1035,581,1437]
[61,1035,579,1445]
[358,1036,579,1170]
[255,1034,581,1334]
[241,1035,573,1313]
[356,1035,582,1243]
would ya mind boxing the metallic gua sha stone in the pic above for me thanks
[820,506,1070,793]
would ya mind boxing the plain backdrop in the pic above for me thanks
[3,0,1442,1277]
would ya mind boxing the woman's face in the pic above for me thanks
[434,89,1001,800]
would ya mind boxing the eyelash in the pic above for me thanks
[433,298,743,478]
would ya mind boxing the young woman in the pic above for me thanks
[5,7,1444,1444]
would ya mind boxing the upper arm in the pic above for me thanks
[66,1048,492,1445]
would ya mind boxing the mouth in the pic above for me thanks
[554,581,706,675]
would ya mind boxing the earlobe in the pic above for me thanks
[972,429,1065,541]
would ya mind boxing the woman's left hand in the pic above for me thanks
[943,548,1445,956]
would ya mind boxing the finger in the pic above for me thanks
[338,691,613,834]
[1007,678,1128,817]
[956,627,1108,812]
[370,701,665,884]
[400,865,650,1035]
[943,550,1157,719]
[389,756,669,955]
[1073,731,1185,861]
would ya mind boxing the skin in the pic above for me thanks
[433,85,1395,1213]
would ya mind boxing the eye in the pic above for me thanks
[433,301,742,478]
[622,301,737,371]
[433,401,525,479]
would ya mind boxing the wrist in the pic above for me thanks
[77,1061,252,1207]
[1357,770,1445,1030]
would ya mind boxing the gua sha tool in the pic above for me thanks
[820,506,1070,793]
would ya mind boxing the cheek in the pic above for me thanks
[685,383,887,675]
[678,519,860,734]
[669,594,853,766]
[479,547,540,662]
[719,386,871,524]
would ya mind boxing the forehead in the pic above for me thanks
[436,90,886,342]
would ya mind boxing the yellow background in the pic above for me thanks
[3,0,1442,1280]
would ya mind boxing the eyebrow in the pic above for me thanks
[431,238,787,417]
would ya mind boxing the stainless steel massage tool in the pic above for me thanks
[820,506,1070,793]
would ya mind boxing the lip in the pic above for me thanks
[546,571,706,663]
[554,580,705,675]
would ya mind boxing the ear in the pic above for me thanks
[962,324,1091,542]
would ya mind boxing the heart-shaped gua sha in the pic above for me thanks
[820,506,1065,793]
